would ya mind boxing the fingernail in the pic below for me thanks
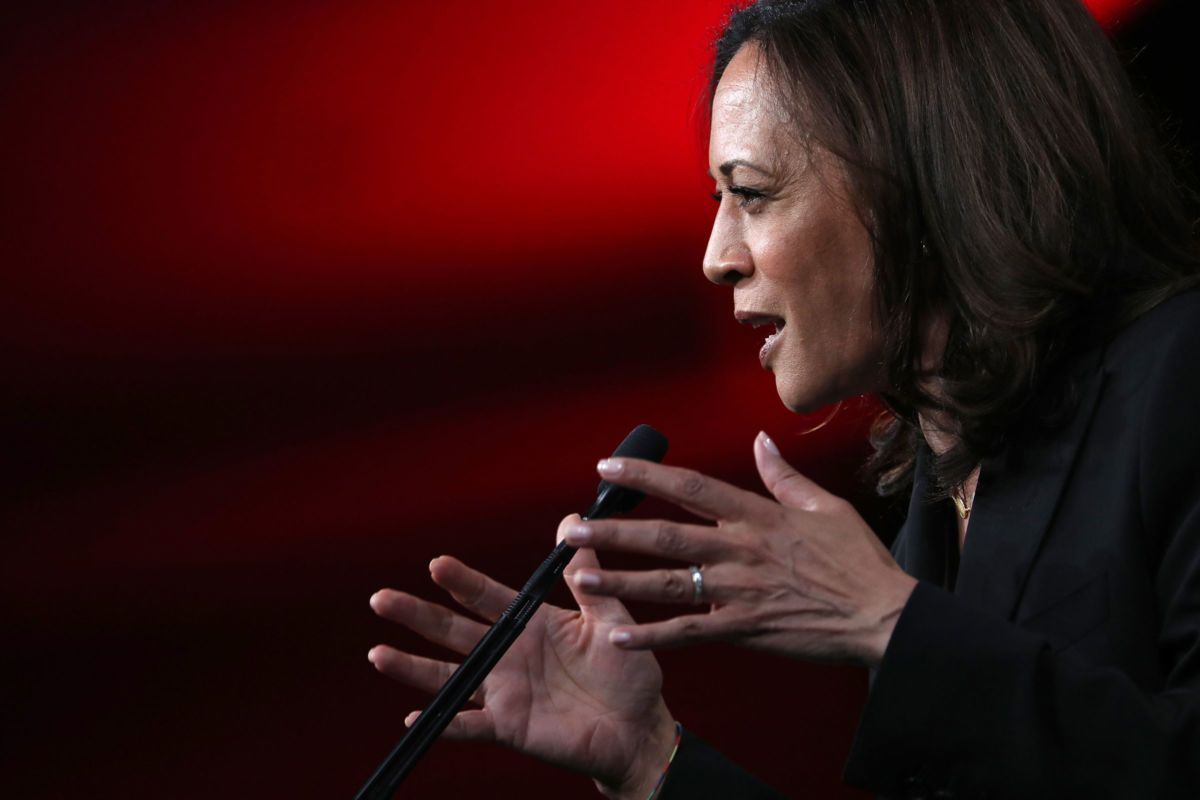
[367,647,378,664]
[404,711,420,727]
[759,431,780,456]
[574,571,600,588]
[428,558,437,572]
[597,458,623,476]
[609,629,632,645]
[565,523,592,544]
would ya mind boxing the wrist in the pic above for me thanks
[595,701,677,800]
[859,572,917,667]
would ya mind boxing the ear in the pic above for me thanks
[754,431,825,510]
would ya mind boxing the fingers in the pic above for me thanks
[571,567,712,605]
[428,555,518,622]
[754,431,827,511]
[368,645,483,705]
[596,458,750,521]
[555,512,582,547]
[557,515,634,624]
[607,613,724,650]
[563,517,731,562]
[371,589,488,654]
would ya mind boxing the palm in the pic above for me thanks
[481,598,663,779]
[370,540,669,791]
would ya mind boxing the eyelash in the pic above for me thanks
[711,186,766,209]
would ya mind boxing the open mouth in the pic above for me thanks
[742,314,786,346]
[757,318,786,348]
[736,312,786,367]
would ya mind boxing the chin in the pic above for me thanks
[775,372,868,416]
[774,359,885,415]
[781,396,840,416]
[775,376,832,415]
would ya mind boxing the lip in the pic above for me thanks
[734,310,783,328]
[735,310,786,368]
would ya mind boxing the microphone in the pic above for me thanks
[586,423,670,516]
[354,424,668,799]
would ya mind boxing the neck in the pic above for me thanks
[917,410,957,456]
[918,410,980,532]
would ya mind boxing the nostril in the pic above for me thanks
[702,244,753,286]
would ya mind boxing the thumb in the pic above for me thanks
[557,514,634,625]
[754,431,825,510]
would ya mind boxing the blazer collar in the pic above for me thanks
[954,346,1107,618]
[894,345,1106,618]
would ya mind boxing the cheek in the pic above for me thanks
[771,231,872,325]
[777,218,882,385]
[804,212,875,313]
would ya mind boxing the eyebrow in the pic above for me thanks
[721,159,770,176]
[708,159,770,179]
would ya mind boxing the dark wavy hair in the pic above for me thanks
[710,0,1200,498]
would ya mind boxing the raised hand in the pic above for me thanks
[369,516,677,799]
[563,432,917,667]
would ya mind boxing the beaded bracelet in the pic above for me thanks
[645,721,684,800]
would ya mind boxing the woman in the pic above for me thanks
[368,0,1200,796]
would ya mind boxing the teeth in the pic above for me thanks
[750,318,784,329]
[764,331,779,348]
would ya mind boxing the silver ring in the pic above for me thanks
[689,565,704,604]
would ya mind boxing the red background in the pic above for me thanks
[2,1,1191,797]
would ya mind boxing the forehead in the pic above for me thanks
[710,44,802,166]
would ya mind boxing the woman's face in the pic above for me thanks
[704,44,885,413]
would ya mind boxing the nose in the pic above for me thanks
[702,212,753,286]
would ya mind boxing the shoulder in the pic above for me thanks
[1083,290,1200,430]
[1040,289,1200,457]
[1099,290,1200,540]
[1102,290,1200,379]
[1098,289,1200,430]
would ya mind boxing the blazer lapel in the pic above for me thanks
[894,446,955,585]
[954,347,1106,619]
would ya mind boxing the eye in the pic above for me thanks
[710,186,767,209]
[728,185,766,209]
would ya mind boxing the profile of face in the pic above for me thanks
[704,43,886,413]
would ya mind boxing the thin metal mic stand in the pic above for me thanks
[353,425,668,799]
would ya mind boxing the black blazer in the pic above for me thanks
[660,291,1200,799]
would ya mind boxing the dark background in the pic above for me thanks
[2,1,1194,797]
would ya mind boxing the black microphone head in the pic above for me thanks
[611,423,669,463]
[594,424,668,515]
